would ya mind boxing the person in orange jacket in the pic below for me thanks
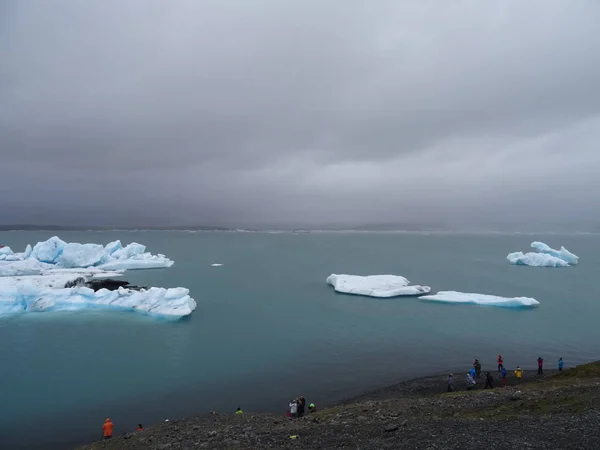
[102,418,114,439]
[137,424,144,431]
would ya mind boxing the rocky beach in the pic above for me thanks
[78,362,600,450]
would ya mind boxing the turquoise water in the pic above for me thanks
[1,231,599,449]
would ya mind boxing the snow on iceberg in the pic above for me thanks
[326,274,431,298]
[419,291,539,308]
[507,241,578,267]
[0,237,173,273]
[530,241,579,265]
[507,252,569,268]
[0,274,196,320]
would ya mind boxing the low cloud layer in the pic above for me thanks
[2,0,600,228]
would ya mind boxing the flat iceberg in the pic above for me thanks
[507,241,578,267]
[326,274,431,297]
[419,291,539,308]
[0,237,173,274]
[530,241,579,265]
[0,275,196,320]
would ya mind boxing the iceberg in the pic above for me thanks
[507,241,578,267]
[326,274,431,297]
[0,237,173,274]
[0,274,196,320]
[30,236,67,263]
[530,241,579,265]
[419,291,539,308]
[507,252,569,267]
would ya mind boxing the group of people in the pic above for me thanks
[286,396,316,418]
[446,355,565,392]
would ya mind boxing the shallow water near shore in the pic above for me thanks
[1,231,599,449]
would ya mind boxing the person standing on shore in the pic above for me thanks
[501,366,507,387]
[466,372,476,390]
[558,357,564,371]
[484,372,494,389]
[537,357,544,375]
[497,355,504,372]
[469,367,476,379]
[102,418,114,440]
[474,359,482,378]
[514,366,523,380]
[297,396,306,418]
[289,400,298,418]
[447,373,455,392]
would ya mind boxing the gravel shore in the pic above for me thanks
[78,363,600,449]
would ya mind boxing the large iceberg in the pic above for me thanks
[419,291,539,308]
[0,274,196,320]
[0,237,173,274]
[507,241,578,267]
[326,274,431,297]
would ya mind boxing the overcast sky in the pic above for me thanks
[1,0,600,228]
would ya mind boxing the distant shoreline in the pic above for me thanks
[1,226,598,234]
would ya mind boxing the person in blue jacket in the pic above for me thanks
[501,366,508,387]
[558,357,564,371]
[469,367,477,379]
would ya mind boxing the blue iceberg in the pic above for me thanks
[0,237,173,275]
[507,241,578,267]
[0,274,196,320]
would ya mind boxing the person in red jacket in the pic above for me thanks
[497,355,504,372]
[102,418,114,439]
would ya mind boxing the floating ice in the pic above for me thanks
[507,241,578,267]
[507,252,569,267]
[419,291,539,308]
[530,241,579,265]
[0,274,196,320]
[326,274,431,297]
[211,263,223,267]
[0,237,173,274]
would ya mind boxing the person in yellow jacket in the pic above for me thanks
[235,407,244,415]
[514,366,523,379]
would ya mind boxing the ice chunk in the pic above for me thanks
[420,291,539,308]
[530,241,579,265]
[326,274,431,297]
[57,243,108,268]
[104,240,123,255]
[30,236,67,263]
[0,246,13,256]
[0,237,173,272]
[507,252,569,267]
[0,275,196,320]
[112,243,146,259]
[211,263,223,267]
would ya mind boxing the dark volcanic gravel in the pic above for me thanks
[78,366,600,450]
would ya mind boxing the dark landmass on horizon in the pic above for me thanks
[1,222,600,233]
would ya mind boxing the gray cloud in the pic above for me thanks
[1,0,600,228]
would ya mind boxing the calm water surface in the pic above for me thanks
[0,231,598,449]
